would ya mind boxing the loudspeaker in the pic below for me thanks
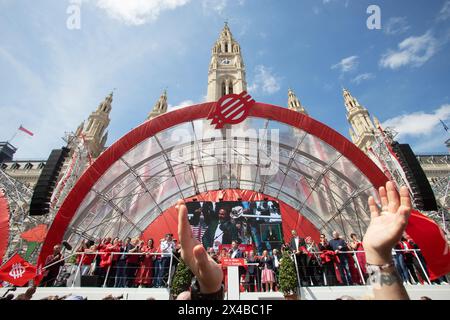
[392,143,437,211]
[81,275,99,287]
[29,147,70,215]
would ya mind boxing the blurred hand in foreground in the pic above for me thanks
[176,199,223,293]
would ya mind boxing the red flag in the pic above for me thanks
[406,210,450,280]
[0,253,37,286]
[18,125,34,136]
[20,224,48,243]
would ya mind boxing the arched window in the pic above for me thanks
[98,125,104,137]
[225,43,228,53]
[86,120,93,132]
[228,82,233,94]
[221,81,226,97]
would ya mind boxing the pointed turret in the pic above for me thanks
[75,121,85,137]
[207,23,247,102]
[82,92,112,158]
[147,90,168,120]
[343,87,361,111]
[287,88,308,115]
[344,88,377,154]
[373,116,381,129]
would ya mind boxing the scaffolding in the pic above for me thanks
[0,167,48,263]
[50,132,92,212]
[426,174,449,234]
[0,131,92,264]
[368,126,449,235]
[368,126,411,192]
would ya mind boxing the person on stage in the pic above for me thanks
[244,250,260,292]
[328,231,353,286]
[304,236,324,286]
[318,234,338,286]
[259,250,275,292]
[40,245,64,287]
[349,233,367,283]
[289,229,308,286]
[135,238,156,287]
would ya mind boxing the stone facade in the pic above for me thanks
[147,90,168,120]
[206,23,247,102]
[288,88,308,115]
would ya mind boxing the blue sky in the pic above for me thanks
[1,0,450,159]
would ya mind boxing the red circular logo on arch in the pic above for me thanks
[208,91,255,129]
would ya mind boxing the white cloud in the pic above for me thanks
[351,73,375,85]
[168,100,195,111]
[379,31,438,69]
[201,0,246,15]
[248,65,281,95]
[322,0,349,7]
[382,104,450,138]
[437,1,450,21]
[202,0,227,14]
[331,55,359,73]
[96,0,191,25]
[383,17,410,35]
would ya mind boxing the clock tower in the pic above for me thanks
[206,23,247,102]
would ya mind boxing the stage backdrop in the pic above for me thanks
[141,189,320,249]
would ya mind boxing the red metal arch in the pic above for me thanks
[37,102,388,267]
[0,190,10,263]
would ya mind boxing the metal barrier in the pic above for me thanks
[290,248,435,288]
[39,248,445,290]
[40,252,179,289]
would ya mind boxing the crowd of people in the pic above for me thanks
[0,287,157,300]
[38,228,448,291]
[290,230,448,287]
[40,233,179,288]
[3,181,449,301]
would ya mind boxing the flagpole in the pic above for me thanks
[7,128,19,144]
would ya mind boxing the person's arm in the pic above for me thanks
[176,199,223,296]
[363,181,411,300]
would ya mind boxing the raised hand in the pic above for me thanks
[176,199,223,294]
[363,181,412,265]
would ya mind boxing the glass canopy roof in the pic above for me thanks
[64,116,379,248]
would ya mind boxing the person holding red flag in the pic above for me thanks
[318,234,338,286]
[40,245,64,287]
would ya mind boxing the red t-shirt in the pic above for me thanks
[100,244,116,267]
[111,244,121,262]
[82,251,95,265]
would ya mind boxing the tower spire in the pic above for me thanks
[82,92,112,158]
[344,88,377,154]
[147,89,168,120]
[288,88,308,115]
[206,23,247,102]
[342,87,362,111]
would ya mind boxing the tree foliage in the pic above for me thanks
[278,251,298,296]
[170,259,194,297]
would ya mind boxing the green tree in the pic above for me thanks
[170,259,194,298]
[278,251,299,297]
